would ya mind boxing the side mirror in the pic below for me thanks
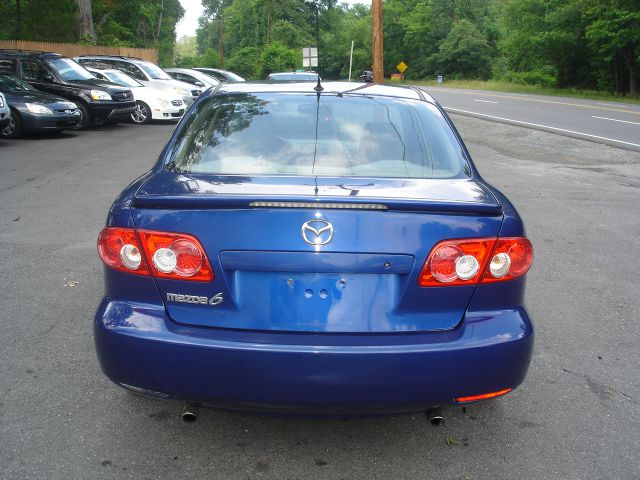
[43,73,54,82]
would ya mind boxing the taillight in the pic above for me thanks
[97,227,149,275]
[97,227,213,281]
[418,236,533,287]
[418,238,496,286]
[482,237,533,283]
[138,230,213,281]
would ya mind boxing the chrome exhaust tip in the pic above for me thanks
[426,408,445,426]
[181,403,199,422]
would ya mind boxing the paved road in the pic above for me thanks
[422,86,640,151]
[1,119,639,479]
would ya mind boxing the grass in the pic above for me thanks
[397,79,640,105]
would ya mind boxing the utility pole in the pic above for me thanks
[371,0,383,83]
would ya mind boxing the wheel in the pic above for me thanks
[1,110,22,139]
[75,102,91,130]
[130,101,151,124]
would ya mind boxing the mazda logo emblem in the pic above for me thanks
[301,220,334,246]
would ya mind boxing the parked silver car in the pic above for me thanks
[192,67,245,83]
[164,68,219,90]
[75,56,201,106]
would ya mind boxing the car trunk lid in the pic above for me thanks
[132,173,502,333]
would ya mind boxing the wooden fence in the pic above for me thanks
[0,40,158,64]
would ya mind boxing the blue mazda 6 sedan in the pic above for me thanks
[95,81,533,416]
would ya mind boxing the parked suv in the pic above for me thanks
[0,51,135,129]
[164,68,219,89]
[76,56,201,106]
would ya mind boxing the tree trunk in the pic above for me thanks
[156,0,164,46]
[75,0,96,40]
[219,15,224,68]
[624,47,637,96]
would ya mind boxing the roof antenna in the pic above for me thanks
[314,76,324,93]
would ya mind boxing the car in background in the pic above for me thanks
[164,68,219,90]
[0,51,135,129]
[192,67,245,83]
[0,74,81,138]
[87,68,185,124]
[76,56,201,106]
[359,70,373,82]
[0,92,9,131]
[267,71,320,82]
[95,82,534,416]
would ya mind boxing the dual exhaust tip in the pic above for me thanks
[179,403,446,425]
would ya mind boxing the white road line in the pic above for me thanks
[592,115,640,126]
[474,99,498,104]
[595,102,636,109]
[444,107,640,148]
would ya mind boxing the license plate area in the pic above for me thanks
[234,271,400,332]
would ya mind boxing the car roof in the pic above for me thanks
[194,67,228,73]
[215,81,433,103]
[165,68,202,74]
[269,71,318,76]
[0,50,64,59]
[76,55,148,64]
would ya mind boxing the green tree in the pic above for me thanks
[258,41,300,77]
[436,19,493,78]
[586,0,640,95]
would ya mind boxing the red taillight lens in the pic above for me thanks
[418,236,533,287]
[137,230,213,281]
[418,238,496,286]
[97,227,149,275]
[97,227,213,281]
[482,237,533,283]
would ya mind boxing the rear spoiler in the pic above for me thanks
[131,195,503,216]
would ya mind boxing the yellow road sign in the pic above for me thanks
[396,61,408,73]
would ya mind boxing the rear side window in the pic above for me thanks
[115,61,146,81]
[0,59,16,75]
[21,60,49,81]
[167,93,469,179]
[173,72,194,84]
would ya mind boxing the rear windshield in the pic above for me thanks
[166,92,469,179]
[270,74,318,81]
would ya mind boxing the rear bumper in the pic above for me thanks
[95,300,533,414]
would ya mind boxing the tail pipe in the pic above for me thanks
[181,402,199,422]
[426,407,445,426]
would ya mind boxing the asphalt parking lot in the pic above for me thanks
[1,115,639,479]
